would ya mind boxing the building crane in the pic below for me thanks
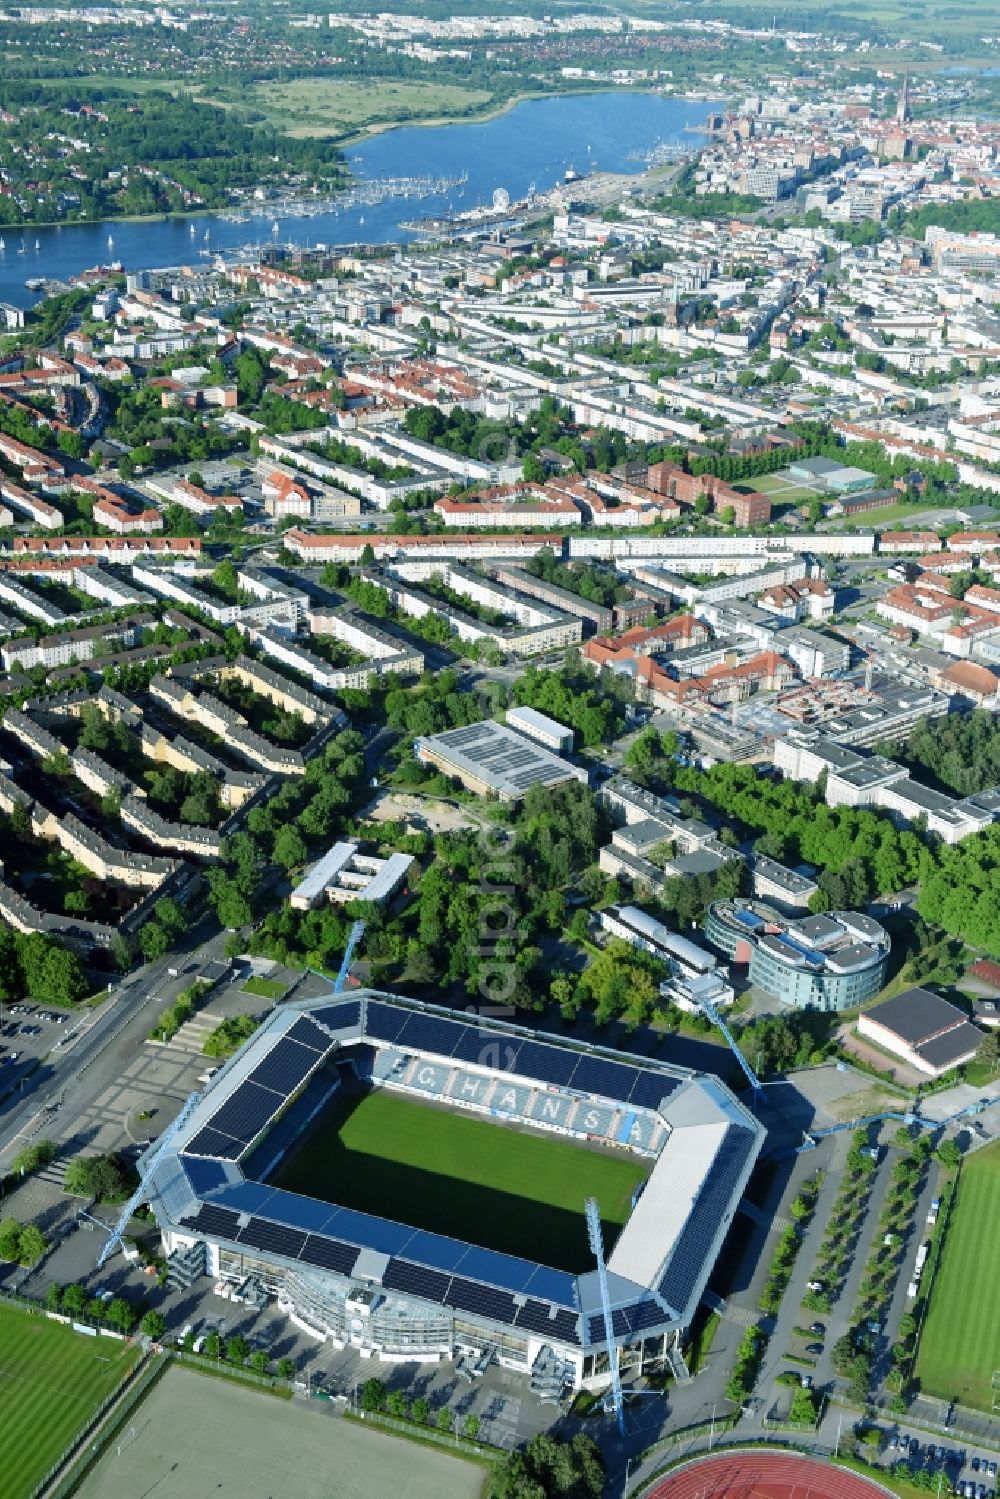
[585,1197,624,1439]
[96,1089,201,1269]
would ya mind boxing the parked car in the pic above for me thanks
[809,1321,825,1335]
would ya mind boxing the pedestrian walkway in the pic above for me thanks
[720,1304,760,1329]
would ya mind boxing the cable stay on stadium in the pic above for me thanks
[96,1089,201,1269]
[308,920,366,997]
[585,1196,625,1439]
[691,989,762,1102]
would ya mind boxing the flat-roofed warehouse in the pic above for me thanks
[858,986,983,1077]
[416,719,589,801]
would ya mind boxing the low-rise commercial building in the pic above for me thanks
[505,705,574,755]
[858,988,983,1077]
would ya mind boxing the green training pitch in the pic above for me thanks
[916,1142,1000,1411]
[0,1304,141,1499]
[273,1087,650,1272]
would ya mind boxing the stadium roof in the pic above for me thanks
[147,991,763,1348]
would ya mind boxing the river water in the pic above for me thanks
[0,91,721,310]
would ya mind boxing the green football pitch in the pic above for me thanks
[916,1141,1000,1411]
[0,1303,141,1499]
[274,1087,650,1272]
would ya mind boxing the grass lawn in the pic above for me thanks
[274,1087,649,1271]
[827,502,944,527]
[0,1304,141,1499]
[241,976,286,1001]
[916,1141,1000,1410]
[249,78,494,139]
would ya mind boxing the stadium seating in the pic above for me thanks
[370,1047,410,1083]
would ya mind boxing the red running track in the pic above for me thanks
[646,1451,894,1499]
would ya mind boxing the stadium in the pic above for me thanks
[145,991,764,1394]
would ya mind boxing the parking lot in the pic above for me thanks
[0,1001,84,1102]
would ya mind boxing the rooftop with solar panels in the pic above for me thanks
[145,990,764,1387]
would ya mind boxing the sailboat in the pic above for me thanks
[189,223,196,237]
[271,220,279,235]
[107,234,114,251]
[17,239,27,255]
[34,239,40,252]
[0,238,5,252]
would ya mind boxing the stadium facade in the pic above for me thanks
[146,991,764,1392]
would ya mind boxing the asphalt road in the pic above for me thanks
[0,915,227,1172]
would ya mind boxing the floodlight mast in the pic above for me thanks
[309,920,366,997]
[335,921,366,994]
[96,1089,201,1269]
[692,988,762,1101]
[585,1196,624,1438]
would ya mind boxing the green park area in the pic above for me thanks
[916,1141,1000,1410]
[274,1086,648,1271]
[249,78,494,139]
[0,1304,141,1498]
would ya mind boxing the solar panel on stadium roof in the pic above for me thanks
[249,1039,321,1096]
[395,1011,464,1055]
[285,1016,335,1053]
[398,1228,470,1274]
[658,1126,753,1313]
[445,1278,518,1325]
[180,1203,242,1240]
[363,1000,409,1043]
[503,1039,578,1087]
[209,1180,278,1216]
[249,1190,337,1236]
[626,1299,669,1333]
[324,1206,411,1256]
[548,1309,581,1344]
[185,1126,244,1160]
[455,1245,538,1295]
[448,1027,498,1066]
[523,1264,578,1307]
[515,1300,560,1336]
[627,1070,679,1111]
[381,1258,452,1304]
[298,1235,359,1276]
[567,1054,637,1101]
[238,1219,308,1260]
[183,1158,230,1196]
[311,1000,361,1033]
[587,1306,632,1342]
[207,1080,282,1144]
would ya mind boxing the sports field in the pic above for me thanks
[916,1142,1000,1410]
[79,1365,483,1499]
[0,1304,141,1499]
[274,1087,649,1272]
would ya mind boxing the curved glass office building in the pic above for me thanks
[705,901,889,1012]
